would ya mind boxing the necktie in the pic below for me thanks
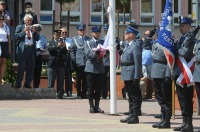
[27,29,31,40]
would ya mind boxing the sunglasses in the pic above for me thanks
[0,19,4,21]
[62,32,67,34]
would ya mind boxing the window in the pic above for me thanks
[189,0,199,26]
[140,0,155,25]
[40,0,54,24]
[90,0,103,25]
[116,0,131,24]
[62,0,81,25]
[161,0,180,25]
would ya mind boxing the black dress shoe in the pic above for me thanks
[95,107,104,113]
[120,116,131,123]
[173,124,186,131]
[154,114,162,118]
[67,92,72,97]
[127,116,139,124]
[57,96,63,99]
[157,122,170,128]
[152,120,164,128]
[89,106,96,113]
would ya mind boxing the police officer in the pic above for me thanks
[150,31,172,128]
[84,26,105,113]
[173,16,198,132]
[32,24,47,88]
[119,24,143,124]
[193,29,200,118]
[102,24,110,99]
[48,29,67,99]
[71,24,90,99]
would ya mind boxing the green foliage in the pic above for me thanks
[3,59,16,86]
[41,66,48,76]
[120,0,130,6]
[55,0,75,5]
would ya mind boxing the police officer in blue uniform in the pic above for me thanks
[119,25,143,124]
[173,16,199,132]
[102,24,110,99]
[193,29,200,117]
[32,24,47,88]
[71,24,90,99]
[84,26,105,113]
[48,29,67,99]
[150,30,172,129]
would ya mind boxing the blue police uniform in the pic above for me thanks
[71,24,90,99]
[33,34,47,88]
[119,24,143,124]
[84,26,105,113]
[173,16,196,132]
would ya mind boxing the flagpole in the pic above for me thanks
[171,0,175,120]
[109,0,117,114]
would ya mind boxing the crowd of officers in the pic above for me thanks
[5,1,199,132]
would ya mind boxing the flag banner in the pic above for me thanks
[157,0,175,70]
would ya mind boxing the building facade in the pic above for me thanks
[11,0,195,40]
[5,0,197,60]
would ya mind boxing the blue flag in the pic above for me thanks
[157,0,174,70]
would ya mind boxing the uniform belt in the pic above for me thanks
[24,44,33,47]
[153,60,167,65]
[121,62,134,66]
[195,61,200,65]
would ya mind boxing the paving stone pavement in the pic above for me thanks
[0,96,200,132]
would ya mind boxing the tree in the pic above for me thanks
[119,0,130,41]
[55,0,75,30]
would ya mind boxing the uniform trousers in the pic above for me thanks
[86,72,104,101]
[48,67,65,97]
[124,80,142,116]
[65,67,72,94]
[176,84,194,116]
[76,66,87,97]
[16,46,35,87]
[102,66,110,98]
[153,78,172,116]
[33,54,42,88]
[195,82,200,111]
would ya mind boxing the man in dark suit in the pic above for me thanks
[14,14,39,88]
[119,25,143,124]
[71,24,90,99]
[84,26,105,113]
[20,2,38,25]
[48,29,67,99]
